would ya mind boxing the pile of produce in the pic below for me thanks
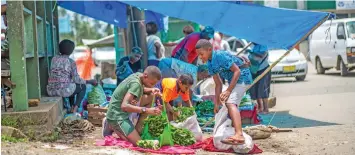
[144,115,168,137]
[195,100,214,117]
[137,140,160,150]
[143,114,196,146]
[173,107,195,123]
[171,126,196,146]
[88,85,107,105]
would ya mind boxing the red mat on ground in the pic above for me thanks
[96,136,196,154]
[96,136,262,154]
[191,137,263,154]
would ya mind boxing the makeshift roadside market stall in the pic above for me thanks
[58,1,332,154]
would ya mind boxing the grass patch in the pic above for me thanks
[1,116,19,128]
[40,131,60,142]
[1,135,28,143]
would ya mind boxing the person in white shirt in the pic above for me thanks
[218,32,231,51]
[146,22,165,66]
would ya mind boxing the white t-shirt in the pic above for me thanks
[146,35,165,60]
[221,40,231,51]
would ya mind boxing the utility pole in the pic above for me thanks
[128,6,148,68]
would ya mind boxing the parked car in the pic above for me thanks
[226,37,308,81]
[268,48,308,81]
[226,36,251,55]
[92,46,116,65]
[309,18,355,76]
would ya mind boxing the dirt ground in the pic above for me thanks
[2,124,355,155]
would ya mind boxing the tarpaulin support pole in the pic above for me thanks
[236,42,253,56]
[244,13,331,92]
[130,6,148,68]
[114,26,120,65]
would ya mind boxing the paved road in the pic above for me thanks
[258,62,355,155]
[270,63,355,125]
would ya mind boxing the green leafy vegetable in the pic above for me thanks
[171,126,196,146]
[137,140,160,150]
[195,100,214,117]
[144,115,168,137]
[88,85,106,105]
[173,107,195,123]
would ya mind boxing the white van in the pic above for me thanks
[309,18,355,76]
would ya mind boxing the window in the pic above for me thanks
[235,40,245,49]
[53,26,58,55]
[346,21,355,39]
[24,8,34,58]
[337,23,346,39]
[46,22,53,56]
[36,16,45,57]
[336,14,349,19]
[228,40,235,51]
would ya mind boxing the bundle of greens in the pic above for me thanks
[88,85,106,105]
[137,140,160,150]
[195,100,214,117]
[171,126,196,146]
[173,107,195,123]
[144,115,168,137]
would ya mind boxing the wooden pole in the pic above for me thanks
[131,6,148,68]
[236,42,252,56]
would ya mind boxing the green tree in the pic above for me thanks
[104,24,113,36]
[58,7,67,17]
[93,20,102,30]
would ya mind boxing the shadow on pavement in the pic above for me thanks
[323,72,355,77]
[258,111,339,128]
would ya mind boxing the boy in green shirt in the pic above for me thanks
[102,66,162,146]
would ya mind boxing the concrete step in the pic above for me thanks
[1,97,65,132]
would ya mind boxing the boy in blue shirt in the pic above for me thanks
[196,39,252,145]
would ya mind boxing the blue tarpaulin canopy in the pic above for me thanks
[57,1,168,31]
[58,1,331,50]
[119,1,331,50]
[58,1,128,28]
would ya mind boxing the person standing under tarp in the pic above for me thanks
[218,32,231,51]
[164,25,195,47]
[146,22,165,67]
[116,47,143,86]
[171,26,214,65]
[196,39,253,145]
[248,44,270,114]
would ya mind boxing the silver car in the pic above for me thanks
[226,37,308,81]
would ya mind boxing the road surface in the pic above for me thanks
[258,63,355,155]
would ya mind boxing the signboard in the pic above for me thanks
[336,0,355,10]
[264,0,279,8]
